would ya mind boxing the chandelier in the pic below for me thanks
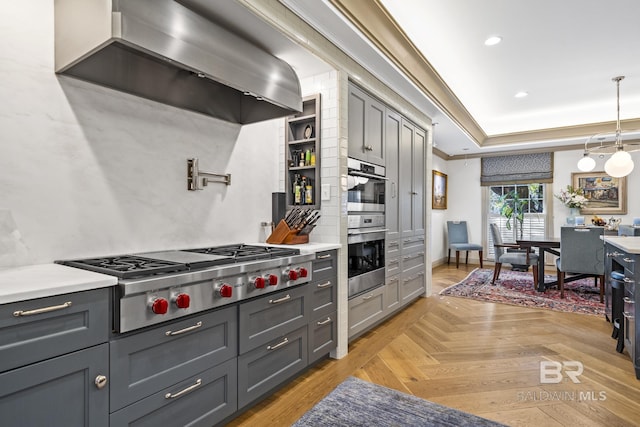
[577,76,640,177]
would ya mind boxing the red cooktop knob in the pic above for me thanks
[299,267,308,278]
[151,298,169,315]
[254,276,266,289]
[288,269,298,281]
[174,293,190,309]
[268,274,278,286]
[219,284,233,298]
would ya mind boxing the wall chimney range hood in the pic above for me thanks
[54,0,302,124]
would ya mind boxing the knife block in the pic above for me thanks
[266,220,309,245]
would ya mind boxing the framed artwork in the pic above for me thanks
[432,170,447,210]
[571,171,627,214]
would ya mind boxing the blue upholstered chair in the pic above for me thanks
[555,226,604,301]
[447,221,483,268]
[489,223,539,285]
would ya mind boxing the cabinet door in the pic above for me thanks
[385,109,401,241]
[366,96,386,166]
[384,276,401,312]
[348,84,366,161]
[0,344,109,427]
[412,126,426,237]
[400,119,415,238]
[348,84,385,165]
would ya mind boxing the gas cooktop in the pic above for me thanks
[57,244,300,279]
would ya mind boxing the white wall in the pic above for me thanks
[0,2,329,267]
[441,149,640,263]
[430,155,448,264]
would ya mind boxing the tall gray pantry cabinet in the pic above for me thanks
[347,82,427,339]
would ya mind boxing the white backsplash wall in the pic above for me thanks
[0,2,282,267]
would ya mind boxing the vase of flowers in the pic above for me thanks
[555,185,588,224]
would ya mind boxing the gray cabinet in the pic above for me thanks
[309,250,337,363]
[109,358,237,427]
[238,284,308,354]
[605,242,640,379]
[0,288,110,427]
[0,343,109,427]
[0,288,109,373]
[400,118,425,239]
[385,108,402,243]
[109,306,237,412]
[348,284,385,339]
[348,83,385,166]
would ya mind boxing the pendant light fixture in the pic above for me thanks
[577,76,639,177]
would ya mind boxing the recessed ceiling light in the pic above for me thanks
[515,91,528,98]
[484,36,502,46]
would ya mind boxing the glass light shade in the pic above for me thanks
[577,155,596,172]
[604,150,634,177]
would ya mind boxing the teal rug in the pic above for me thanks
[292,377,506,426]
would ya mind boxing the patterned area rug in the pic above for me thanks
[292,377,506,426]
[440,268,605,316]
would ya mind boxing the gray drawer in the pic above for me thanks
[109,358,237,427]
[239,285,308,354]
[309,275,337,317]
[348,285,385,339]
[401,271,425,303]
[309,311,337,364]
[237,324,307,409]
[312,250,337,281]
[0,288,109,373]
[109,306,237,412]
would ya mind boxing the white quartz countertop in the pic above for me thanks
[253,242,342,254]
[0,264,118,305]
[603,236,640,254]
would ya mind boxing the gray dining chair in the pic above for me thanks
[489,223,539,285]
[447,221,483,268]
[555,226,604,301]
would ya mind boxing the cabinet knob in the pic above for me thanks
[95,375,108,390]
[365,145,373,151]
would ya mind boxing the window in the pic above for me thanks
[486,183,548,260]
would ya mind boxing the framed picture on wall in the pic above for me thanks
[571,171,627,214]
[432,170,447,210]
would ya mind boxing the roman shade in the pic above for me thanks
[481,152,553,186]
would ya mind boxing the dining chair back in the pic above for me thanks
[555,226,605,301]
[446,221,483,268]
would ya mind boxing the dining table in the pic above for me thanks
[515,237,561,292]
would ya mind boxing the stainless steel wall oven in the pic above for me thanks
[347,158,386,298]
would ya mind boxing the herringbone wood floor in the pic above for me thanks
[227,264,640,427]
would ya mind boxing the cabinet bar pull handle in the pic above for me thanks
[13,301,72,317]
[317,281,332,288]
[623,311,635,319]
[165,379,202,399]
[269,294,291,304]
[623,277,635,283]
[317,317,332,325]
[362,293,375,300]
[165,321,203,336]
[623,257,635,263]
[267,337,289,350]
[317,254,332,259]
[623,297,635,304]
[365,145,373,151]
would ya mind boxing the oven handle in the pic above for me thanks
[348,170,388,181]
[348,228,388,235]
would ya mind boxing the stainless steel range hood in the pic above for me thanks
[54,0,302,124]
